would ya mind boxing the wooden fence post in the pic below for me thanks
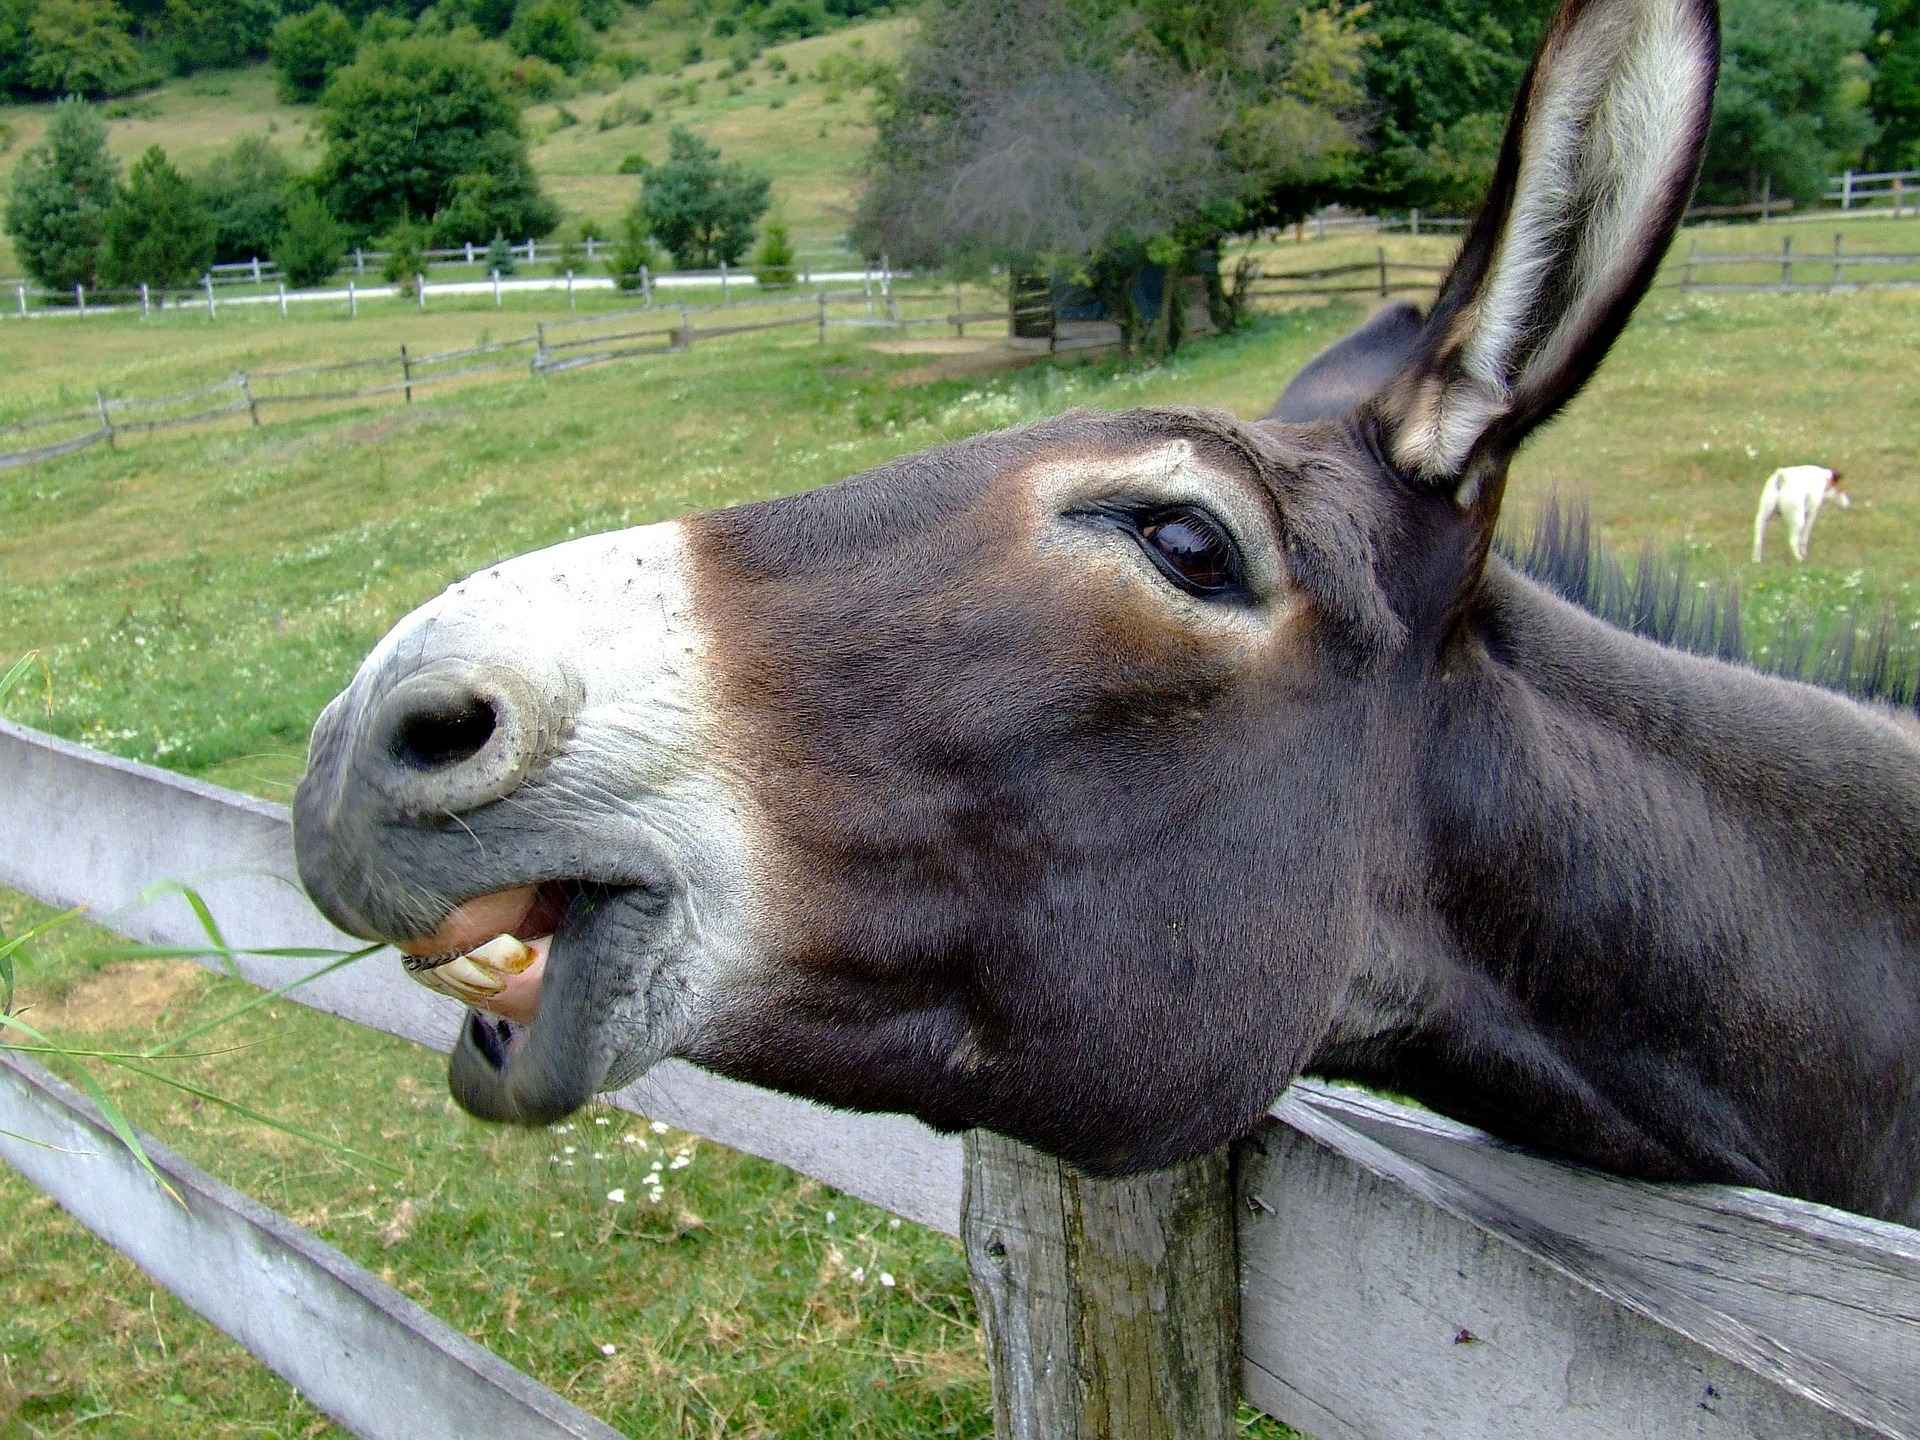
[492,268,502,307]
[400,345,413,404]
[1895,175,1906,218]
[962,1133,1238,1440]
[251,256,261,283]
[205,274,216,318]
[1760,174,1773,223]
[534,322,547,372]
[719,260,728,305]
[1377,246,1388,297]
[1842,169,1854,210]
[1780,234,1794,289]
[277,281,287,318]
[675,304,691,350]
[141,282,150,319]
[348,278,357,319]
[954,282,963,338]
[95,390,114,449]
[1832,233,1845,293]
[417,275,426,311]
[354,247,364,274]
[465,241,475,264]
[1411,207,1421,237]
[566,269,575,310]
[239,372,260,427]
[16,283,24,317]
[818,290,827,343]
[524,238,535,266]
[76,283,86,317]
[641,266,652,307]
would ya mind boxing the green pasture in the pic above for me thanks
[3,258,1919,1435]
[0,5,903,278]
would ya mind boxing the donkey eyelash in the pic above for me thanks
[1066,502,1251,602]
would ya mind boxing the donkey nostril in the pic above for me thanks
[390,693,498,771]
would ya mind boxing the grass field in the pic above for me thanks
[0,3,900,278]
[3,228,1919,1434]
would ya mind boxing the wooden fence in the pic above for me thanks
[3,716,1916,1438]
[0,285,1004,470]
[1671,234,1920,294]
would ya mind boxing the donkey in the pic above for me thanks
[1752,463,1849,563]
[293,0,1920,1225]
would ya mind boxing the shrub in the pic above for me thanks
[24,0,149,97]
[711,13,735,36]
[640,124,770,267]
[680,39,702,65]
[752,0,825,43]
[608,204,657,288]
[751,216,795,288]
[272,191,346,287]
[597,95,651,128]
[504,55,569,99]
[577,0,618,29]
[100,144,216,287]
[270,4,356,103]
[163,0,278,76]
[551,105,580,129]
[428,167,559,248]
[508,0,595,72]
[607,48,649,79]
[484,230,517,275]
[767,55,786,73]
[552,225,584,273]
[617,151,650,175]
[380,218,425,293]
[3,97,117,290]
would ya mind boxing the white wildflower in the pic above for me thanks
[607,1188,627,1204]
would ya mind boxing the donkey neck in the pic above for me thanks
[1319,559,1920,1219]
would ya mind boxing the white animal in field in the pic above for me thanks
[1752,465,1849,563]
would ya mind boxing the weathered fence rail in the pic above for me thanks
[4,714,1917,1438]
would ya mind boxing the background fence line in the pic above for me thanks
[0,284,995,470]
[3,716,1917,1439]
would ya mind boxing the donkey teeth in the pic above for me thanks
[401,934,536,1004]
[466,934,537,975]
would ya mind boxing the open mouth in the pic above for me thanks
[396,882,572,1028]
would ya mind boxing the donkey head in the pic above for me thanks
[294,0,1720,1173]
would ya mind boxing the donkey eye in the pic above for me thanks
[1137,507,1241,597]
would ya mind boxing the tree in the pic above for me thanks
[3,96,118,290]
[316,36,559,239]
[642,126,771,268]
[1698,0,1878,206]
[752,216,796,286]
[1867,0,1920,170]
[162,0,277,75]
[270,4,359,102]
[484,229,517,274]
[380,217,425,294]
[23,0,148,97]
[101,145,216,286]
[506,0,595,72]
[608,203,657,288]
[1343,0,1546,210]
[853,0,1370,348]
[272,191,347,287]
[196,136,295,261]
[428,166,559,246]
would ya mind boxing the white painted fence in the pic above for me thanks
[2,716,1917,1438]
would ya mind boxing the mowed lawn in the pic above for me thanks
[3,228,1919,1435]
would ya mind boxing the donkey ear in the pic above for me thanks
[1376,0,1720,509]
[1269,302,1426,425]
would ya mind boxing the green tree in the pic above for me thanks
[196,136,295,261]
[272,191,347,287]
[751,215,796,286]
[270,4,359,102]
[379,216,425,293]
[642,125,771,267]
[506,0,595,72]
[427,166,559,246]
[316,36,559,239]
[484,229,517,274]
[3,96,118,290]
[1699,0,1878,206]
[24,0,148,97]
[1344,0,1546,210]
[101,144,216,287]
[162,0,277,75]
[1866,0,1920,170]
[608,202,656,288]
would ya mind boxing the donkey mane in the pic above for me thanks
[1503,499,1920,716]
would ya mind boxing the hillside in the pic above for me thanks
[0,3,911,275]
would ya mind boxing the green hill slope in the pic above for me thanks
[0,4,910,276]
